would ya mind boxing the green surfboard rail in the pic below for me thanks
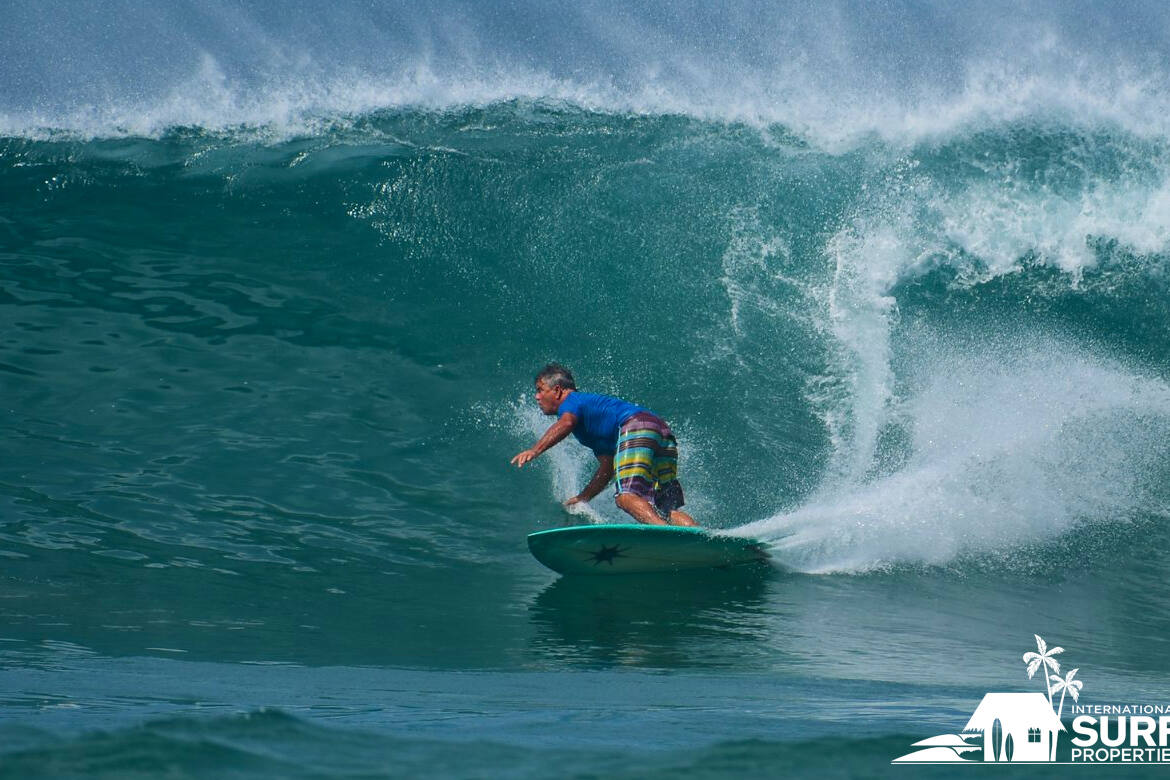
[527,523,770,575]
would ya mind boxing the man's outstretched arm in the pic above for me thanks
[564,454,614,507]
[511,412,577,467]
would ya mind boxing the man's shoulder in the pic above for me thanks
[558,391,610,415]
[560,391,614,406]
[556,390,584,414]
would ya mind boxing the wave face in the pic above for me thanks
[10,98,1170,577]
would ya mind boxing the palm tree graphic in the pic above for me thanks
[1022,634,1064,706]
[1050,668,1084,719]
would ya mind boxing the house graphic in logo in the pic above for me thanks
[894,635,1083,763]
[964,693,1065,761]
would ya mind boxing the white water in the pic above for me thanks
[6,1,1170,146]
[738,338,1170,573]
[710,118,1170,573]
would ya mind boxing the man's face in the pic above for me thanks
[534,380,564,416]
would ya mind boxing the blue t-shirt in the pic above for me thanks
[557,392,646,456]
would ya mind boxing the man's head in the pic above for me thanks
[534,363,576,415]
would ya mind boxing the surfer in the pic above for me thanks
[511,363,697,527]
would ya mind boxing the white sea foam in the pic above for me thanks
[727,131,1170,571]
[5,2,1170,147]
[938,177,1170,276]
[806,144,1170,482]
[736,343,1170,573]
[5,59,1170,150]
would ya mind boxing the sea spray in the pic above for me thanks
[739,337,1170,572]
[7,1,1170,145]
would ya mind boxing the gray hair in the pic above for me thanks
[535,363,576,390]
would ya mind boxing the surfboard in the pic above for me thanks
[527,523,770,575]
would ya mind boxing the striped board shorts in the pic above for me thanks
[614,411,685,518]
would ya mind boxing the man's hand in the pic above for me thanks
[511,413,576,470]
[511,449,538,467]
[563,495,585,508]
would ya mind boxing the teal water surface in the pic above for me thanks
[6,2,1170,777]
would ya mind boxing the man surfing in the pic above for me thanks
[511,363,697,526]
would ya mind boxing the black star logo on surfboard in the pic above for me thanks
[588,544,625,565]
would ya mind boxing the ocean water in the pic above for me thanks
[5,2,1170,777]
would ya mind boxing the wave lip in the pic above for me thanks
[7,2,1170,145]
[8,65,1170,148]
